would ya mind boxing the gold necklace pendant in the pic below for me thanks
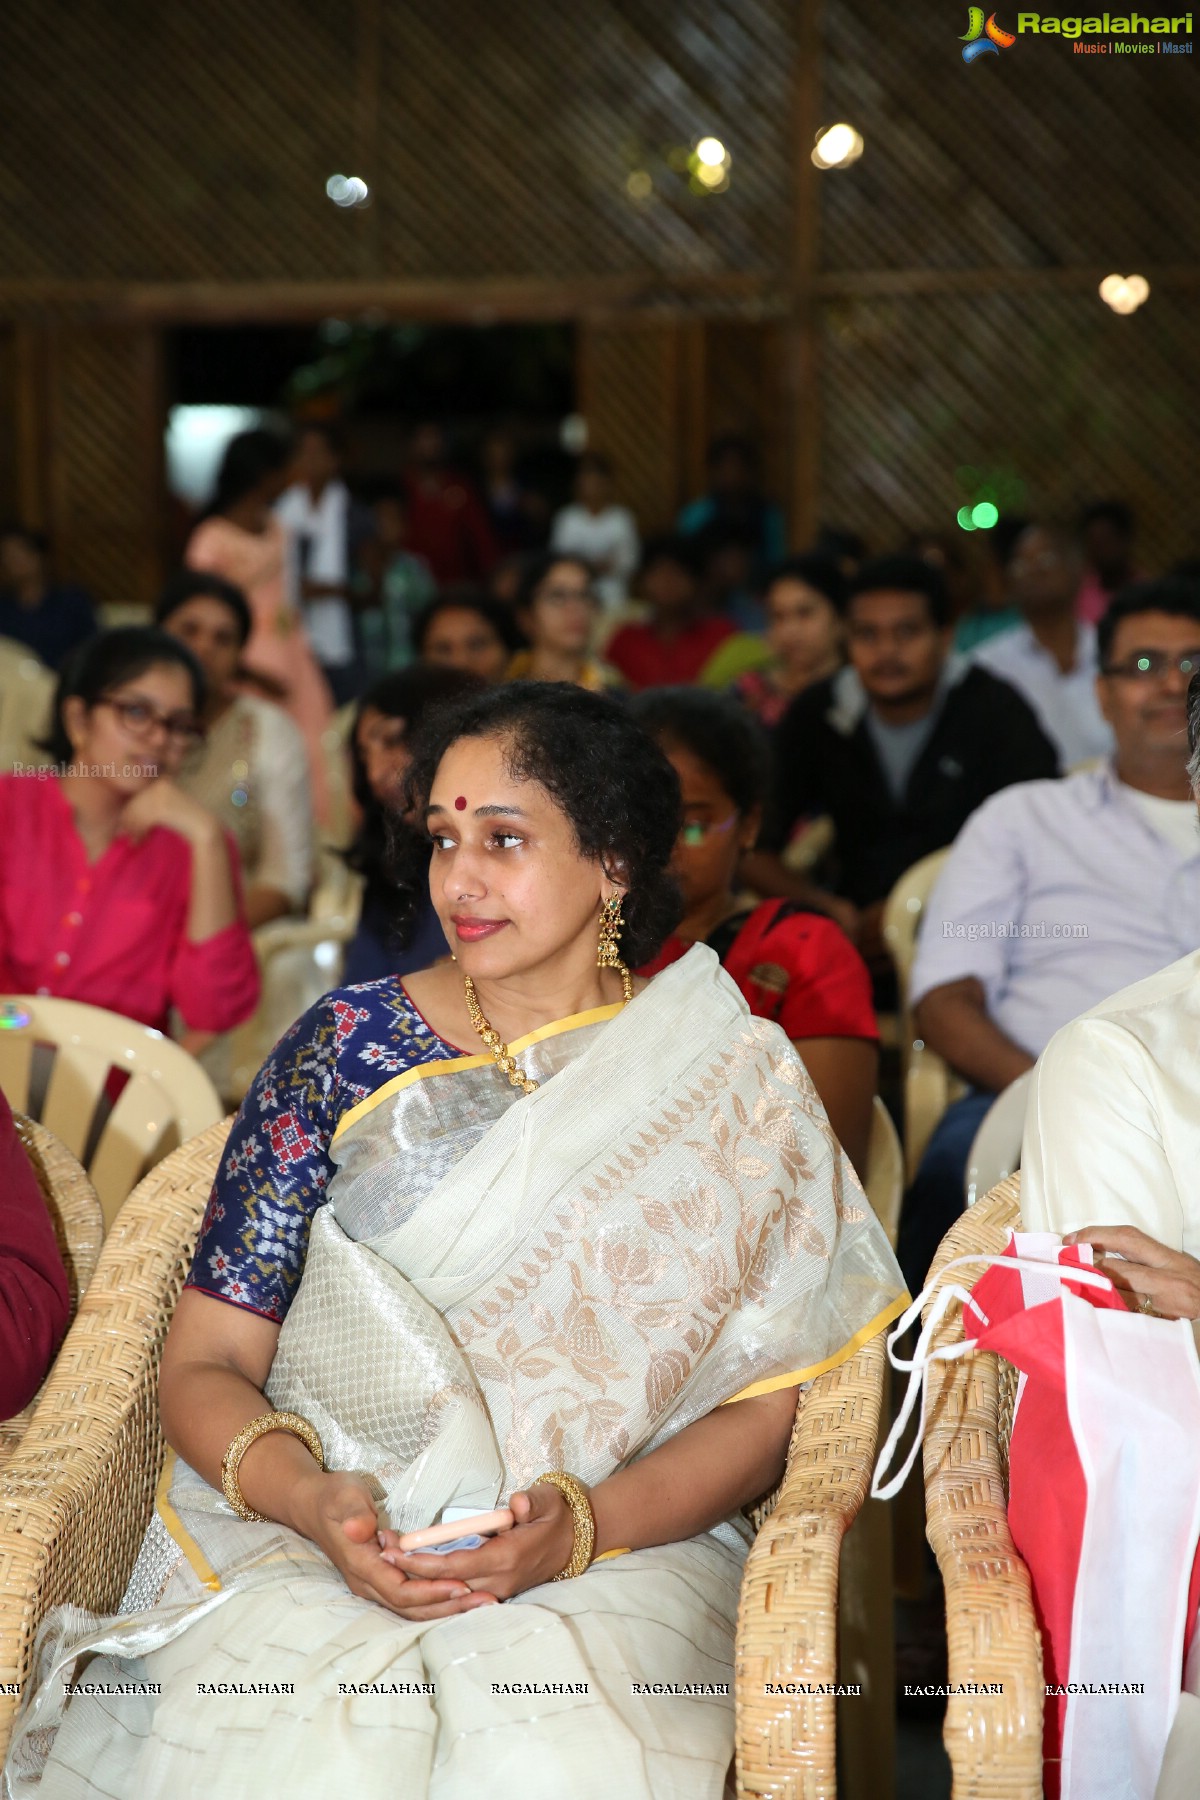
[463,967,635,1095]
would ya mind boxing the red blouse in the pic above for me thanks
[605,616,735,690]
[0,1089,70,1419]
[0,775,261,1034]
[639,899,878,1042]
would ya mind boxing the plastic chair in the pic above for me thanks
[1,1115,105,1462]
[881,849,966,1181]
[221,886,362,1102]
[0,1118,230,1761]
[864,1095,903,1249]
[0,636,54,773]
[0,997,223,1227]
[964,1070,1034,1208]
[921,1173,1044,1798]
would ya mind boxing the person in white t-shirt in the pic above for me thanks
[550,453,640,612]
[275,423,372,705]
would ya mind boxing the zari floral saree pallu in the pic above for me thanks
[8,947,905,1800]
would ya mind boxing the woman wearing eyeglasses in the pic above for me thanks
[631,687,878,1177]
[507,553,624,692]
[0,627,260,1043]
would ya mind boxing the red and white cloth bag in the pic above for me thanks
[872,1233,1200,1800]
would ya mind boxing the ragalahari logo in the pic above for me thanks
[961,8,1017,57]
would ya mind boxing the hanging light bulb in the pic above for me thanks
[812,124,864,170]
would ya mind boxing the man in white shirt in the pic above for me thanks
[1022,626,1200,1289]
[901,576,1200,1286]
[550,453,640,612]
[970,523,1114,767]
[275,423,372,705]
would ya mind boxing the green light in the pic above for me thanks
[971,502,999,529]
[956,506,977,532]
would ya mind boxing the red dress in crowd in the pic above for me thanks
[0,776,261,1034]
[605,616,736,690]
[639,898,878,1043]
[0,1088,70,1419]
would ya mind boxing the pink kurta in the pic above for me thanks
[186,515,334,823]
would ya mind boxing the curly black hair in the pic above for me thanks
[397,682,684,965]
[627,687,770,818]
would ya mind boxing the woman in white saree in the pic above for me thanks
[9,683,906,1800]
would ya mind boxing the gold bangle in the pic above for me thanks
[220,1411,325,1523]
[533,1470,596,1581]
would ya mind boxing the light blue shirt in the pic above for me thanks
[910,766,1200,1059]
[969,621,1113,768]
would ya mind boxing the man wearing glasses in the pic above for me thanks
[901,577,1200,1287]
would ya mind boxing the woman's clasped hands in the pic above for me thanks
[295,1469,578,1621]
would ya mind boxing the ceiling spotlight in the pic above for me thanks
[695,136,728,167]
[812,123,864,171]
[326,173,370,209]
[1099,273,1149,314]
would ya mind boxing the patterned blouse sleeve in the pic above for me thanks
[185,992,350,1323]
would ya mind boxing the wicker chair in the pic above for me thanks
[0,1113,890,1792]
[0,1116,105,1462]
[735,1323,889,1798]
[0,1117,231,1759]
[921,1173,1044,1798]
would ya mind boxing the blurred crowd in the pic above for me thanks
[3,413,1199,1322]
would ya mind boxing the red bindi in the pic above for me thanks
[454,795,467,811]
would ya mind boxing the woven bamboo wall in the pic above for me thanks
[0,0,1197,598]
[0,0,794,286]
[817,2,1200,562]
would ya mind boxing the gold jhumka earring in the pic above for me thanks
[597,894,634,1000]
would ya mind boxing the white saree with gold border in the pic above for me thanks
[8,947,905,1800]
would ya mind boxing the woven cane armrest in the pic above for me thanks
[922,1174,1043,1798]
[0,1118,231,1761]
[735,1326,887,1799]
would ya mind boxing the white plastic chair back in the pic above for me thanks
[0,996,223,1226]
[964,1069,1034,1207]
[864,1095,903,1249]
[0,637,55,773]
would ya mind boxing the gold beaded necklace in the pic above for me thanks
[463,965,634,1095]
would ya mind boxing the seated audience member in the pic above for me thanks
[0,628,260,1040]
[0,525,97,669]
[950,514,1025,654]
[411,591,524,685]
[342,664,482,985]
[743,554,1058,973]
[1020,662,1200,1262]
[403,421,497,585]
[357,485,437,677]
[733,553,846,730]
[903,576,1200,1287]
[275,422,374,707]
[1075,498,1141,627]
[969,523,1113,767]
[677,433,787,580]
[0,1090,70,1421]
[606,537,736,690]
[550,452,640,611]
[479,427,547,556]
[631,688,877,1176]
[507,554,621,693]
[156,572,314,928]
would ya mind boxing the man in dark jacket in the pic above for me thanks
[741,554,1059,988]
